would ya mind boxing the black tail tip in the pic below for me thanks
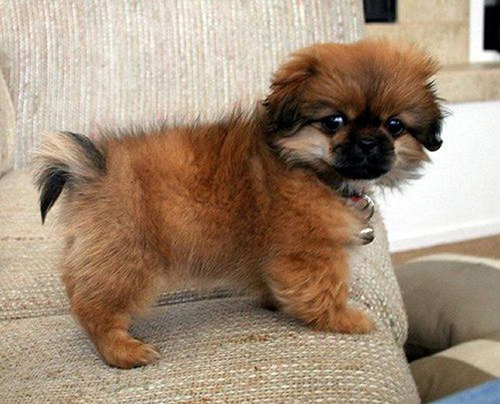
[38,166,68,224]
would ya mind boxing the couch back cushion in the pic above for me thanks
[0,0,364,168]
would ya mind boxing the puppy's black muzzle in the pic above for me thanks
[333,135,395,180]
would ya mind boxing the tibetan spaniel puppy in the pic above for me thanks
[34,39,444,368]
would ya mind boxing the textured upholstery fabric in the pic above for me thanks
[0,0,364,169]
[2,299,417,403]
[0,1,419,401]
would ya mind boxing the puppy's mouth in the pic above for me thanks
[333,162,392,180]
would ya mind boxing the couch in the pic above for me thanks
[0,1,419,401]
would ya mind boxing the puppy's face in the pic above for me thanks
[264,39,444,189]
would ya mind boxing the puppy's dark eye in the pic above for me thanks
[386,118,405,137]
[320,114,345,134]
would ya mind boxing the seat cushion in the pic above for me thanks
[0,297,418,402]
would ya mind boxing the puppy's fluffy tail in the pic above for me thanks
[33,132,106,223]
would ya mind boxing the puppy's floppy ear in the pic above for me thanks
[263,50,318,135]
[402,46,445,152]
[419,115,444,151]
[414,82,445,152]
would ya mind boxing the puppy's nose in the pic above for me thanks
[358,138,376,152]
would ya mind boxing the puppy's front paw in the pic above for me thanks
[339,308,375,334]
[315,307,375,334]
[99,336,160,369]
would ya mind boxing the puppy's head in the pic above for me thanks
[264,39,444,189]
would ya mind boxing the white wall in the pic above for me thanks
[376,100,500,252]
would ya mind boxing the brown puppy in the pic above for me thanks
[34,39,443,369]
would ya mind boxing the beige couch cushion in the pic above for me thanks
[0,0,364,169]
[1,297,418,402]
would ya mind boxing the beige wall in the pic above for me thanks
[364,0,500,103]
[365,0,469,66]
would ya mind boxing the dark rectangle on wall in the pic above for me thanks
[364,0,397,23]
[484,3,500,52]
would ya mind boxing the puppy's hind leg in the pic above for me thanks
[62,234,165,369]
